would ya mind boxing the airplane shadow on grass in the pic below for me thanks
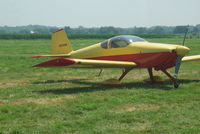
[33,79,92,85]
[36,78,200,95]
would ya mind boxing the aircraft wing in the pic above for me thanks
[33,58,137,68]
[182,55,200,62]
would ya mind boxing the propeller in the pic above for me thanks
[173,25,189,88]
[173,55,183,88]
[182,25,189,46]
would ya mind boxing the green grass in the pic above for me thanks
[0,38,200,134]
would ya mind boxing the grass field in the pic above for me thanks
[0,38,200,134]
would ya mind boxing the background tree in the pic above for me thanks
[173,26,188,34]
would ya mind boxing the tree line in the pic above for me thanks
[64,25,200,35]
[0,24,199,39]
[0,33,180,40]
[0,24,200,35]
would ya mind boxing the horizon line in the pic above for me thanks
[0,24,199,28]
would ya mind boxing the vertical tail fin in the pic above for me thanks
[51,29,73,54]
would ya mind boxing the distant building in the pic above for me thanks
[30,30,35,34]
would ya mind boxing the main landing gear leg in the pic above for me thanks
[147,67,154,83]
[161,69,179,88]
[118,68,133,81]
[97,69,103,77]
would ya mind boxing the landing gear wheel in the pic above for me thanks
[174,82,179,88]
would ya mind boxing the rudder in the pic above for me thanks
[51,29,73,54]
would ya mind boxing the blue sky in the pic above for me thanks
[1,0,200,27]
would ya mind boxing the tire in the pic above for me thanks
[174,82,179,88]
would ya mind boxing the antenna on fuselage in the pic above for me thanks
[182,25,189,46]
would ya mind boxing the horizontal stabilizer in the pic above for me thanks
[182,55,200,62]
[33,58,75,67]
[33,58,137,68]
[32,54,71,58]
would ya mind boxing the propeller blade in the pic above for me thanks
[174,55,183,79]
[182,25,189,46]
[173,55,183,88]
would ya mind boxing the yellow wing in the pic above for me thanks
[33,58,137,68]
[182,55,200,62]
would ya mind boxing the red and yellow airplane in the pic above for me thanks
[33,29,200,88]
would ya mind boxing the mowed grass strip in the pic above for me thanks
[0,38,200,134]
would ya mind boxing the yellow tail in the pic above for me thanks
[51,29,73,54]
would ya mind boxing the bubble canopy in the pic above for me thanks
[111,35,146,43]
[101,35,147,48]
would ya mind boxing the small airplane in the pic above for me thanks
[33,29,200,88]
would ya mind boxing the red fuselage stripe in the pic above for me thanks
[89,52,178,70]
